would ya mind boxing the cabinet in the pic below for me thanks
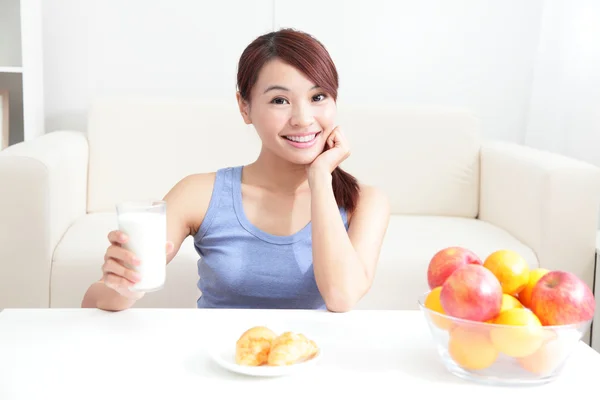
[0,0,44,148]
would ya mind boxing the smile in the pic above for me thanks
[285,134,317,142]
[282,132,320,148]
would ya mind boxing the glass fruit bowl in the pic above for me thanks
[417,292,592,386]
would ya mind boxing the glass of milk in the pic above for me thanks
[116,200,167,292]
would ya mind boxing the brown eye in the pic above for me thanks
[312,94,326,102]
[271,97,289,105]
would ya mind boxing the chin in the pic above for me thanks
[272,143,323,165]
[286,150,323,166]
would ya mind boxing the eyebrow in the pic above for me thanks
[263,85,320,94]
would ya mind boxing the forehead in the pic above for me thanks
[254,58,316,91]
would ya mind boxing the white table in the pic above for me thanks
[0,308,598,399]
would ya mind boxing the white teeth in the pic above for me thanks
[285,134,316,143]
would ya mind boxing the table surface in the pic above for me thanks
[0,308,598,399]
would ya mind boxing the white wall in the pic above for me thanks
[525,0,600,169]
[42,0,545,144]
[42,0,273,132]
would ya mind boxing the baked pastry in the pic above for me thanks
[235,326,278,366]
[267,331,320,366]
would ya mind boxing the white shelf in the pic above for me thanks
[0,0,44,146]
[0,67,23,74]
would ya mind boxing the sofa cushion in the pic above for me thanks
[355,215,539,310]
[51,213,538,310]
[51,213,200,308]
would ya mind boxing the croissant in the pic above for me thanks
[235,326,278,366]
[267,331,320,366]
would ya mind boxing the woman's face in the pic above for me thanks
[237,58,337,166]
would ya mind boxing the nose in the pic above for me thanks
[289,101,314,128]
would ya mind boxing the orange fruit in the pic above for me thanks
[483,250,530,296]
[484,294,523,323]
[517,333,566,376]
[448,326,498,370]
[500,293,523,312]
[424,287,453,330]
[489,308,545,358]
[518,268,550,308]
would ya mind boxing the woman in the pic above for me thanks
[82,29,390,312]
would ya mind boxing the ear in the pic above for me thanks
[236,92,252,124]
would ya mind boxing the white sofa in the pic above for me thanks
[1,96,599,346]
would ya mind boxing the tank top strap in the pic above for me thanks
[194,167,236,241]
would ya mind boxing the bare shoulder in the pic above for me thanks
[163,172,218,236]
[164,172,216,201]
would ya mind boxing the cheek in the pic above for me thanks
[252,107,289,138]
[316,104,337,132]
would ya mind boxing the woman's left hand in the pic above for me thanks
[308,126,351,177]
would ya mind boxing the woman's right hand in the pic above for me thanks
[101,230,145,299]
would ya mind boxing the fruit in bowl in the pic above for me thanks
[483,249,530,296]
[488,308,546,358]
[518,268,549,308]
[419,246,595,385]
[440,263,503,322]
[424,287,453,330]
[419,296,591,385]
[530,270,595,326]
[427,246,482,289]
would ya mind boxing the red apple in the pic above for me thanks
[530,271,595,326]
[427,246,482,289]
[440,264,503,322]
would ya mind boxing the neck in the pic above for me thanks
[243,147,310,194]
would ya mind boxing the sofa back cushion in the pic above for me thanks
[87,97,480,217]
[87,96,261,213]
[337,104,480,217]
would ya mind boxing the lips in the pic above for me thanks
[282,131,321,148]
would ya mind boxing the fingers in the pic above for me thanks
[104,244,139,267]
[103,258,141,284]
[103,271,132,290]
[102,272,145,299]
[107,230,128,246]
[327,133,336,148]
[328,126,350,159]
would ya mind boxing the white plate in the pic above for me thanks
[209,345,322,377]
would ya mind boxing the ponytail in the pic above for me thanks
[332,167,360,214]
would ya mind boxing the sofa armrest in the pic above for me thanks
[479,141,600,292]
[0,131,88,308]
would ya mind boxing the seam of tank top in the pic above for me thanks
[194,168,228,241]
[231,166,311,245]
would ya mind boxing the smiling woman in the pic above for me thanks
[81,28,391,313]
[235,29,360,213]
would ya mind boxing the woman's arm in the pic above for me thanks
[310,170,390,312]
[81,173,215,311]
[309,126,390,312]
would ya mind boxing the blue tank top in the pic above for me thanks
[192,166,349,309]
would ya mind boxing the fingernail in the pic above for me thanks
[132,257,140,265]
[120,233,128,242]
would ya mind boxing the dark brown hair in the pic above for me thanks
[236,28,360,214]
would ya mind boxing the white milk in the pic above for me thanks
[117,211,167,292]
